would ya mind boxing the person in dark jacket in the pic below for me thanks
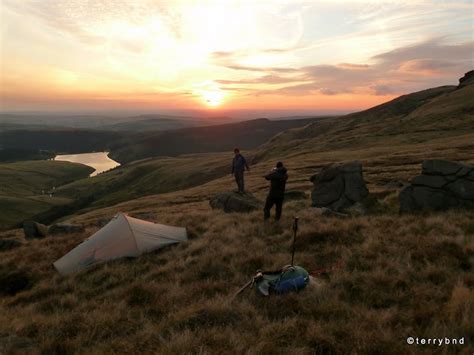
[231,148,250,193]
[263,162,288,220]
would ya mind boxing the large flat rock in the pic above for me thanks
[210,192,262,213]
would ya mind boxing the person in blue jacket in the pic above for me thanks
[231,148,250,193]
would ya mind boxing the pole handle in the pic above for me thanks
[293,216,299,232]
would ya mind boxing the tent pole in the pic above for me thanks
[291,217,299,266]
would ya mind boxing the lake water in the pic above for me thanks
[54,152,120,177]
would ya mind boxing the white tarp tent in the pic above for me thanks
[53,213,187,275]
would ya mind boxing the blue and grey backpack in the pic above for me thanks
[252,265,310,296]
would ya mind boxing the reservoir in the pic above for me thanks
[54,152,120,177]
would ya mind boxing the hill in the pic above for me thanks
[0,160,94,229]
[0,129,124,155]
[254,78,473,162]
[0,73,473,353]
[95,115,231,132]
[109,117,324,163]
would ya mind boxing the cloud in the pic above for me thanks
[372,39,474,67]
[371,85,395,96]
[216,38,473,97]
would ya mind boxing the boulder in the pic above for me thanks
[49,223,85,235]
[400,160,474,212]
[422,160,465,176]
[23,221,48,240]
[210,192,261,213]
[310,161,369,211]
[284,190,308,201]
[0,239,22,252]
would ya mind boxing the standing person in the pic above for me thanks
[231,148,250,193]
[264,162,288,221]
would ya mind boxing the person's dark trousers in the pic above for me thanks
[264,195,284,220]
[234,170,245,193]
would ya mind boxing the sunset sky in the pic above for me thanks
[1,0,473,115]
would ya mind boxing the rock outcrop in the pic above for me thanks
[310,161,369,211]
[399,160,474,212]
[458,70,474,88]
[23,221,48,239]
[210,192,261,213]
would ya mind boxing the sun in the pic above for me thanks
[201,90,225,107]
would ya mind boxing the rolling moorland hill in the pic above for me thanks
[0,117,322,163]
[0,129,124,155]
[0,113,226,130]
[96,115,230,132]
[0,161,93,229]
[0,73,473,353]
[254,74,474,162]
[108,117,324,163]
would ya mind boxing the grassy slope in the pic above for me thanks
[108,117,322,163]
[254,84,473,162]
[0,161,94,229]
[0,82,473,353]
[53,152,234,212]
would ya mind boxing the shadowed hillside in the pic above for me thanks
[0,161,94,229]
[0,129,123,155]
[109,117,324,163]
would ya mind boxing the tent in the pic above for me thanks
[53,213,187,275]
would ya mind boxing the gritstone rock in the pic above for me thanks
[310,161,369,211]
[210,192,261,213]
[400,160,474,212]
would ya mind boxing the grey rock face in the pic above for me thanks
[422,160,465,176]
[400,160,474,212]
[210,192,262,213]
[310,161,369,211]
[23,221,48,239]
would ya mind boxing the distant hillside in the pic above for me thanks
[97,116,208,132]
[0,129,124,154]
[0,160,93,229]
[109,117,324,163]
[0,113,232,131]
[0,148,55,162]
[254,72,473,162]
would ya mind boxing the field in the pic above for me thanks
[0,160,94,229]
[0,80,473,353]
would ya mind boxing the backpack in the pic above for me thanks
[253,265,310,296]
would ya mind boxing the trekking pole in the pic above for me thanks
[291,217,299,266]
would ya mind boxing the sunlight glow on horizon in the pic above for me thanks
[0,0,472,113]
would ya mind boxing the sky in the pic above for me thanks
[0,0,473,116]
